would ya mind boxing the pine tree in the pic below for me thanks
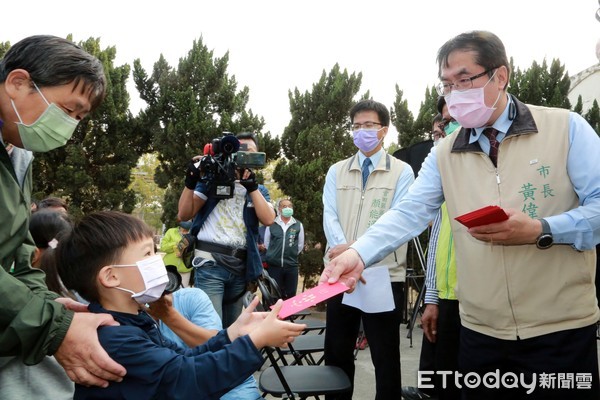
[274,64,362,286]
[390,84,415,148]
[584,99,600,137]
[133,38,269,227]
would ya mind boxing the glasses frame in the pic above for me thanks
[436,68,497,96]
[351,121,383,131]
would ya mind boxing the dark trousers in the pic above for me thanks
[435,299,461,400]
[416,299,461,399]
[266,265,298,299]
[325,281,404,400]
[459,324,599,400]
[418,333,437,396]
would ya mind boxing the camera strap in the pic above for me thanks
[195,239,247,261]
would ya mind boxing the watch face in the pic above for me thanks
[537,234,553,249]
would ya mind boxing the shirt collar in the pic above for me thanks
[357,147,384,168]
[275,215,297,226]
[468,93,513,144]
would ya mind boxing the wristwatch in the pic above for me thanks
[536,218,554,249]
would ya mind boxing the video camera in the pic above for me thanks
[196,132,266,199]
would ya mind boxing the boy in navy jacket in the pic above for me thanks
[55,211,304,399]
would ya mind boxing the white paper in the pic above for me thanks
[341,265,395,313]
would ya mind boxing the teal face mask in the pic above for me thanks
[10,82,79,152]
[444,121,460,135]
[281,207,294,218]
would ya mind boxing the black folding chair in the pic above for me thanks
[277,334,326,366]
[259,346,351,399]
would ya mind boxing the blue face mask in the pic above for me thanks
[281,207,294,218]
[444,121,460,135]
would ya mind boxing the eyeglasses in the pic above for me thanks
[435,68,497,96]
[351,121,382,131]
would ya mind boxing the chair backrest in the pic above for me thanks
[257,269,283,310]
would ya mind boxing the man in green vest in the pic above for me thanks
[264,198,304,299]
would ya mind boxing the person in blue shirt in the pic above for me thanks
[150,287,263,399]
[323,31,600,400]
[55,211,304,400]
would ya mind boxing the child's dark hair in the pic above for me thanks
[29,210,73,296]
[56,211,154,302]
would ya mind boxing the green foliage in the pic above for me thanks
[573,95,584,115]
[0,41,9,58]
[274,64,361,287]
[584,99,600,136]
[386,142,401,156]
[390,84,415,148]
[410,87,438,146]
[509,58,571,109]
[257,131,281,162]
[298,247,326,290]
[32,37,151,219]
[132,37,267,227]
[129,153,165,232]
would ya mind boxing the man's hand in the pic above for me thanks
[327,242,354,260]
[184,158,202,190]
[239,168,258,193]
[468,208,541,245]
[319,248,365,292]
[421,304,439,343]
[146,294,174,322]
[54,297,89,312]
[54,313,126,387]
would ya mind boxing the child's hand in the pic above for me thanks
[248,300,306,349]
[227,296,267,340]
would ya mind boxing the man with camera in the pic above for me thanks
[178,132,275,328]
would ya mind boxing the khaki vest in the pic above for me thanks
[332,152,408,282]
[437,103,598,340]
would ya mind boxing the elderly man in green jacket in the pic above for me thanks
[0,35,125,387]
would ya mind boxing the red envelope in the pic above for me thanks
[454,205,508,228]
[277,282,349,319]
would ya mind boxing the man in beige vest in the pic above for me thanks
[322,99,414,400]
[322,31,600,399]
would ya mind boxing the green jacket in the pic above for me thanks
[0,142,73,365]
[435,203,457,300]
[160,227,191,273]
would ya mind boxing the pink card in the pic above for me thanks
[277,282,350,319]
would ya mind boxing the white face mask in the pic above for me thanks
[112,255,169,305]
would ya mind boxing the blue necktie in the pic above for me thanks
[362,158,372,188]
